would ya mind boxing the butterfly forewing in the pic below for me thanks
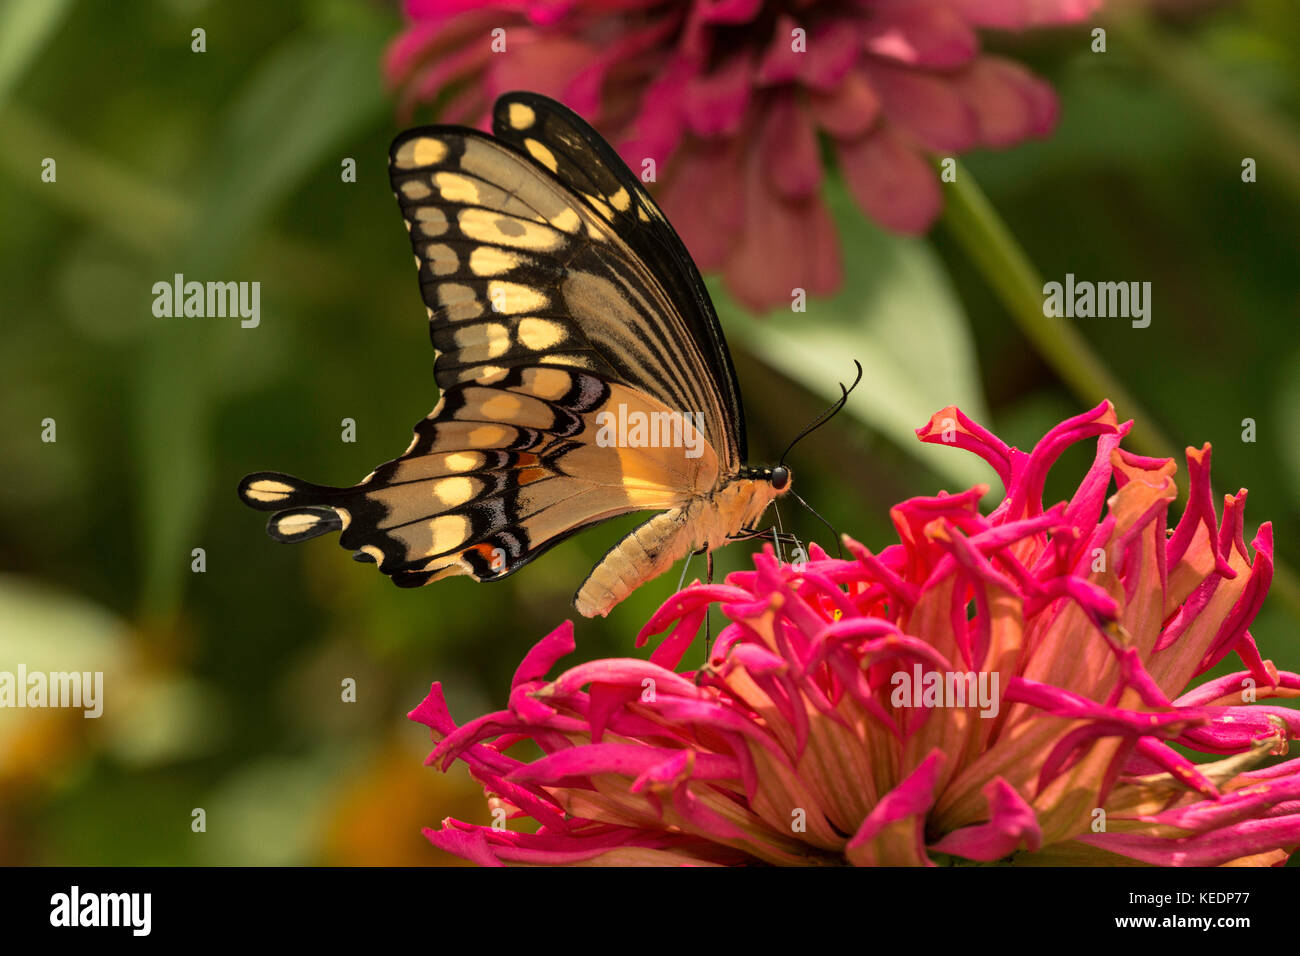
[241,367,719,585]
[388,123,736,466]
[490,92,747,465]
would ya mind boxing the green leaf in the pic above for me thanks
[183,30,389,268]
[0,0,74,107]
[716,175,994,492]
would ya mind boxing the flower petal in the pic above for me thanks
[837,126,943,234]
[846,750,945,866]
[929,778,1042,860]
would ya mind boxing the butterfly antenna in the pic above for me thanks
[790,490,844,558]
[778,360,863,466]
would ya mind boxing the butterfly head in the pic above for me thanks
[742,464,792,494]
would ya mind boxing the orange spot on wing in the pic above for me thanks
[465,541,508,576]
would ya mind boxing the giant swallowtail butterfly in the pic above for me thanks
[238,92,844,617]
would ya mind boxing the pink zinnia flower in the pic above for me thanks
[385,0,1102,310]
[412,402,1300,865]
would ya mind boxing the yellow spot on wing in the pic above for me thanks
[517,317,566,350]
[393,137,448,169]
[467,424,509,447]
[469,246,523,276]
[444,452,484,473]
[433,476,476,507]
[437,284,483,321]
[453,321,503,347]
[275,513,325,535]
[584,193,613,221]
[508,102,536,130]
[543,354,594,370]
[525,138,559,172]
[434,171,480,204]
[479,393,524,420]
[549,207,580,234]
[424,243,458,276]
[414,138,447,166]
[522,367,572,400]
[453,321,509,359]
[413,206,448,236]
[609,187,631,211]
[400,178,432,199]
[488,281,548,314]
[427,515,471,555]
[243,479,295,503]
[459,207,563,251]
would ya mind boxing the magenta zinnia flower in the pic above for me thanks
[385,0,1102,310]
[412,402,1300,865]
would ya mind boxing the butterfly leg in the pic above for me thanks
[704,550,714,656]
[728,526,801,549]
[771,503,788,563]
[782,527,808,567]
[677,548,695,591]
[677,543,712,591]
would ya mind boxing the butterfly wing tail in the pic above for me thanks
[238,467,530,583]
[237,472,350,543]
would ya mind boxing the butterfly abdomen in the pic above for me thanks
[574,478,782,618]
[575,505,692,618]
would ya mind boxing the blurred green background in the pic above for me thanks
[1,0,1298,864]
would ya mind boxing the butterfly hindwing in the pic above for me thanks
[239,367,720,584]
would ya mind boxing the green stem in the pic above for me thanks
[941,165,1176,460]
[941,163,1300,623]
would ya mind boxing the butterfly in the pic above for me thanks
[238,91,854,618]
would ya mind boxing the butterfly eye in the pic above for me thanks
[770,466,790,491]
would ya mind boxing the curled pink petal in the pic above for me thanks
[929,778,1042,860]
